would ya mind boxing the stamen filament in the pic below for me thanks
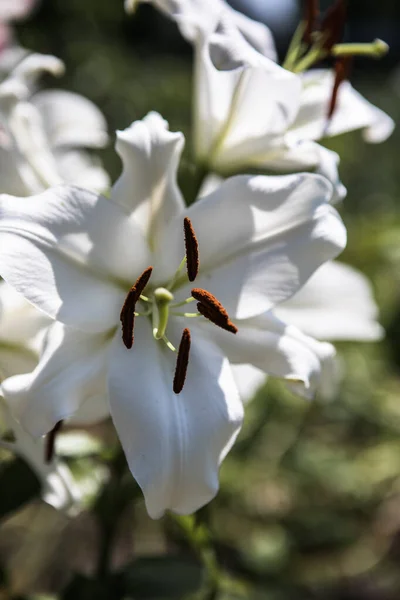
[45,420,63,463]
[282,21,307,70]
[173,328,191,394]
[167,257,187,291]
[171,297,196,308]
[140,294,151,302]
[171,311,201,318]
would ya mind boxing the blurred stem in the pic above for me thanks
[171,513,220,597]
[188,163,209,205]
[94,450,139,581]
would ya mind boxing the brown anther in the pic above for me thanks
[327,56,352,121]
[304,0,320,45]
[173,328,191,394]
[321,0,347,52]
[45,420,63,463]
[183,217,199,282]
[132,266,153,300]
[192,288,238,334]
[120,266,153,349]
[197,302,238,334]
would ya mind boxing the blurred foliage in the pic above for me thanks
[0,0,399,598]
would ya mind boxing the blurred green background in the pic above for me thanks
[1,0,400,598]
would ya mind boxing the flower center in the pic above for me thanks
[119,217,238,394]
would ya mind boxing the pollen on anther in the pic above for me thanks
[173,328,191,394]
[192,288,238,334]
[183,217,199,282]
[45,420,63,463]
[197,302,238,334]
[120,266,153,349]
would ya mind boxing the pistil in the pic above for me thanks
[153,287,174,340]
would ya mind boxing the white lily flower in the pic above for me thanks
[0,397,81,513]
[0,53,110,197]
[0,0,38,22]
[125,0,276,60]
[0,113,346,518]
[194,23,393,199]
[275,261,384,343]
[0,280,48,379]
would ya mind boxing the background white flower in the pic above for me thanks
[193,21,393,200]
[0,53,110,197]
[125,0,276,59]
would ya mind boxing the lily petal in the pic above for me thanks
[112,112,185,248]
[231,364,266,404]
[195,26,300,169]
[289,69,394,145]
[274,261,384,341]
[32,89,109,149]
[54,149,110,194]
[158,173,346,319]
[130,0,276,59]
[1,322,109,436]
[206,311,336,400]
[108,318,243,519]
[0,279,49,349]
[0,186,150,332]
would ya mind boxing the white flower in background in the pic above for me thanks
[0,53,110,197]
[236,261,384,402]
[0,0,38,22]
[0,0,38,73]
[0,397,81,513]
[0,113,346,518]
[275,261,384,343]
[193,22,393,200]
[0,280,48,380]
[125,0,276,59]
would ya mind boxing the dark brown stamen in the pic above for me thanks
[184,217,199,282]
[120,266,153,349]
[192,288,238,334]
[173,328,191,394]
[197,302,238,334]
[192,288,230,320]
[304,0,320,45]
[132,266,153,300]
[120,288,137,349]
[321,0,347,52]
[45,420,63,463]
[327,56,352,122]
